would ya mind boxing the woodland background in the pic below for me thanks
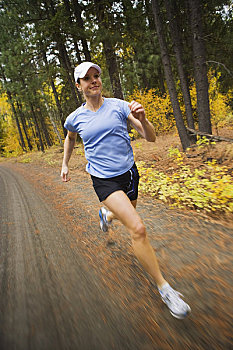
[0,0,233,216]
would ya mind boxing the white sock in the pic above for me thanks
[159,282,170,293]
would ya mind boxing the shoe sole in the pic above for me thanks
[170,306,191,319]
[160,297,191,319]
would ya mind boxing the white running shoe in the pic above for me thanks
[159,283,191,319]
[99,207,111,232]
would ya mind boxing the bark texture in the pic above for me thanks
[188,0,212,133]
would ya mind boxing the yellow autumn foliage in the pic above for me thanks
[1,70,232,157]
[128,70,232,140]
[208,72,233,132]
[188,71,233,131]
[137,146,233,214]
[127,88,176,137]
[0,94,22,156]
[1,117,23,157]
[0,93,11,116]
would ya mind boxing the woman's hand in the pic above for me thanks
[128,100,146,123]
[128,100,155,142]
[61,164,71,182]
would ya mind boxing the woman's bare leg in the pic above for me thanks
[104,199,137,222]
[103,191,166,288]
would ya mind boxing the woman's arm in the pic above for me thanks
[128,101,156,142]
[61,131,77,182]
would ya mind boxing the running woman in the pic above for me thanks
[61,61,191,319]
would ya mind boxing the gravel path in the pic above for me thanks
[0,162,232,350]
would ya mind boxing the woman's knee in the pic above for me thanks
[130,222,147,242]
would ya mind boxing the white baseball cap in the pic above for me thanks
[74,62,101,82]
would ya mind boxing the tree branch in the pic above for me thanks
[187,127,233,143]
[206,60,233,77]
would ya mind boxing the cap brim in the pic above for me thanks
[79,64,101,78]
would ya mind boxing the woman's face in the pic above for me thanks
[76,67,102,98]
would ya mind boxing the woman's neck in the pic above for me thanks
[84,94,104,112]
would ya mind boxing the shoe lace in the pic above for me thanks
[163,288,184,307]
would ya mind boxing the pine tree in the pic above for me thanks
[152,0,192,150]
[164,0,195,130]
[187,0,212,133]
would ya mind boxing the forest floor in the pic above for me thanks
[6,127,233,223]
[1,130,233,349]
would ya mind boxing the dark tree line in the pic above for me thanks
[0,0,232,152]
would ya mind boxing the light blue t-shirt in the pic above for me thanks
[64,98,134,178]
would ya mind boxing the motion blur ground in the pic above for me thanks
[1,158,232,350]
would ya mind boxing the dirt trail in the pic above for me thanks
[0,162,232,350]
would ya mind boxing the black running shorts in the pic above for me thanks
[91,163,140,202]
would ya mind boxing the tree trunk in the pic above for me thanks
[187,0,212,133]
[30,103,45,152]
[50,79,67,137]
[63,0,82,63]
[16,101,33,151]
[56,40,82,106]
[152,0,192,150]
[41,50,65,135]
[47,0,82,106]
[40,89,63,146]
[164,0,195,130]
[144,0,166,93]
[50,79,64,122]
[122,0,151,90]
[18,74,45,152]
[11,101,26,151]
[71,0,92,61]
[0,67,26,151]
[38,109,53,147]
[94,0,124,99]
[103,40,124,99]
[6,92,26,151]
[157,65,166,94]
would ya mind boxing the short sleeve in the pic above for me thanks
[118,99,131,119]
[64,117,77,133]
